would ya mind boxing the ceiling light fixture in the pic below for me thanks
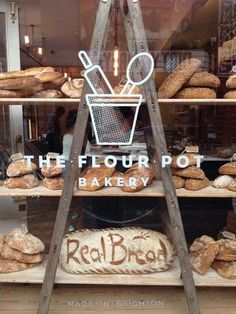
[113,1,119,77]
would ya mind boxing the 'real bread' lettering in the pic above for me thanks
[61,228,175,274]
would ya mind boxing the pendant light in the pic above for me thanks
[113,1,119,77]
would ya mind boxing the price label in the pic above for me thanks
[47,152,59,159]
[185,146,199,153]
[10,153,24,161]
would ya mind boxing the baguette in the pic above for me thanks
[0,77,40,90]
[0,67,54,80]
[35,71,62,83]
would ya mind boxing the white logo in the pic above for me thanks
[78,50,154,146]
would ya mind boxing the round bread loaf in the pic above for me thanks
[184,177,210,191]
[41,160,63,177]
[172,175,185,189]
[189,235,219,275]
[158,58,201,99]
[226,75,236,89]
[34,89,62,98]
[219,162,236,175]
[61,79,84,98]
[43,176,64,190]
[224,90,236,99]
[213,175,234,189]
[7,159,37,177]
[175,87,216,99]
[216,239,236,261]
[172,166,205,179]
[0,257,38,273]
[5,174,39,189]
[60,227,175,274]
[185,71,220,88]
[0,77,40,90]
[228,181,236,192]
[171,153,200,169]
[211,260,236,279]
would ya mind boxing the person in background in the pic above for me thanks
[63,109,78,171]
[46,106,65,153]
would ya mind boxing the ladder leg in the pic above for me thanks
[124,1,200,313]
[37,1,114,313]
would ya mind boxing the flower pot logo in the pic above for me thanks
[78,50,154,146]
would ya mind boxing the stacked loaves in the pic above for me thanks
[158,58,220,99]
[5,157,38,189]
[41,160,64,190]
[171,153,209,191]
[224,74,236,99]
[189,231,236,279]
[0,67,65,98]
[0,225,44,273]
[212,162,236,192]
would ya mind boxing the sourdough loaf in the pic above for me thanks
[213,175,234,189]
[0,77,40,90]
[185,177,210,191]
[43,176,64,190]
[5,174,39,189]
[41,160,63,177]
[216,239,236,261]
[0,257,38,273]
[211,260,236,279]
[171,153,199,169]
[172,175,185,189]
[61,79,84,98]
[7,159,37,177]
[60,227,175,274]
[219,162,236,175]
[172,166,205,179]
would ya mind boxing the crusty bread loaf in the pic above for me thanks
[216,239,236,261]
[224,90,236,99]
[226,75,236,89]
[172,175,185,189]
[20,84,44,97]
[213,175,234,189]
[0,77,40,90]
[5,174,39,189]
[0,67,54,80]
[0,89,23,98]
[43,176,64,190]
[172,166,205,179]
[175,87,216,99]
[0,239,43,264]
[60,227,175,274]
[78,162,115,191]
[185,177,210,191]
[34,89,62,98]
[171,153,199,169]
[61,79,84,98]
[189,235,219,275]
[35,71,62,83]
[41,160,63,177]
[7,159,37,177]
[4,225,45,255]
[110,171,124,187]
[186,72,220,88]
[158,58,201,99]
[43,76,66,90]
[0,257,38,273]
[228,181,236,192]
[211,260,236,279]
[122,163,155,192]
[219,162,236,175]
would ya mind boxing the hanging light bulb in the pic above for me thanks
[24,35,30,46]
[113,2,119,77]
[113,46,119,76]
[37,47,43,56]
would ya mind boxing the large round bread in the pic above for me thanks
[172,176,185,189]
[171,153,200,169]
[226,75,236,89]
[7,159,37,177]
[189,235,219,275]
[216,239,236,261]
[60,227,175,274]
[175,87,216,99]
[224,90,236,99]
[43,176,64,190]
[41,160,63,177]
[211,260,236,279]
[158,58,201,99]
[0,257,38,273]
[213,175,234,189]
[0,77,40,90]
[172,166,205,179]
[4,225,45,254]
[5,174,39,189]
[219,162,236,175]
[61,79,84,98]
[186,72,220,88]
[228,181,236,192]
[184,177,210,191]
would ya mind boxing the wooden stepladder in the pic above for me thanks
[38,1,200,313]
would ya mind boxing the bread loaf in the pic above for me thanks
[228,181,236,192]
[185,177,210,191]
[7,159,37,177]
[189,235,219,275]
[5,174,39,189]
[175,87,216,99]
[78,162,115,191]
[213,175,234,189]
[41,160,63,177]
[61,79,84,98]
[43,176,64,190]
[121,163,155,192]
[35,71,62,83]
[224,90,236,99]
[60,227,175,274]
[34,89,62,98]
[0,77,40,90]
[216,239,236,261]
[0,239,43,264]
[43,76,66,90]
[211,260,236,279]
[158,58,201,99]
[0,67,54,80]
[110,171,124,187]
[171,153,199,169]
[172,166,205,179]
[4,225,45,255]
[172,176,185,189]
[0,89,23,98]
[217,147,235,158]
[186,72,220,88]
[219,162,236,175]
[226,75,236,89]
[114,84,141,94]
[20,84,44,97]
[0,257,38,273]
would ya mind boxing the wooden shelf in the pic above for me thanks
[0,98,235,106]
[0,181,235,198]
[0,257,235,287]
